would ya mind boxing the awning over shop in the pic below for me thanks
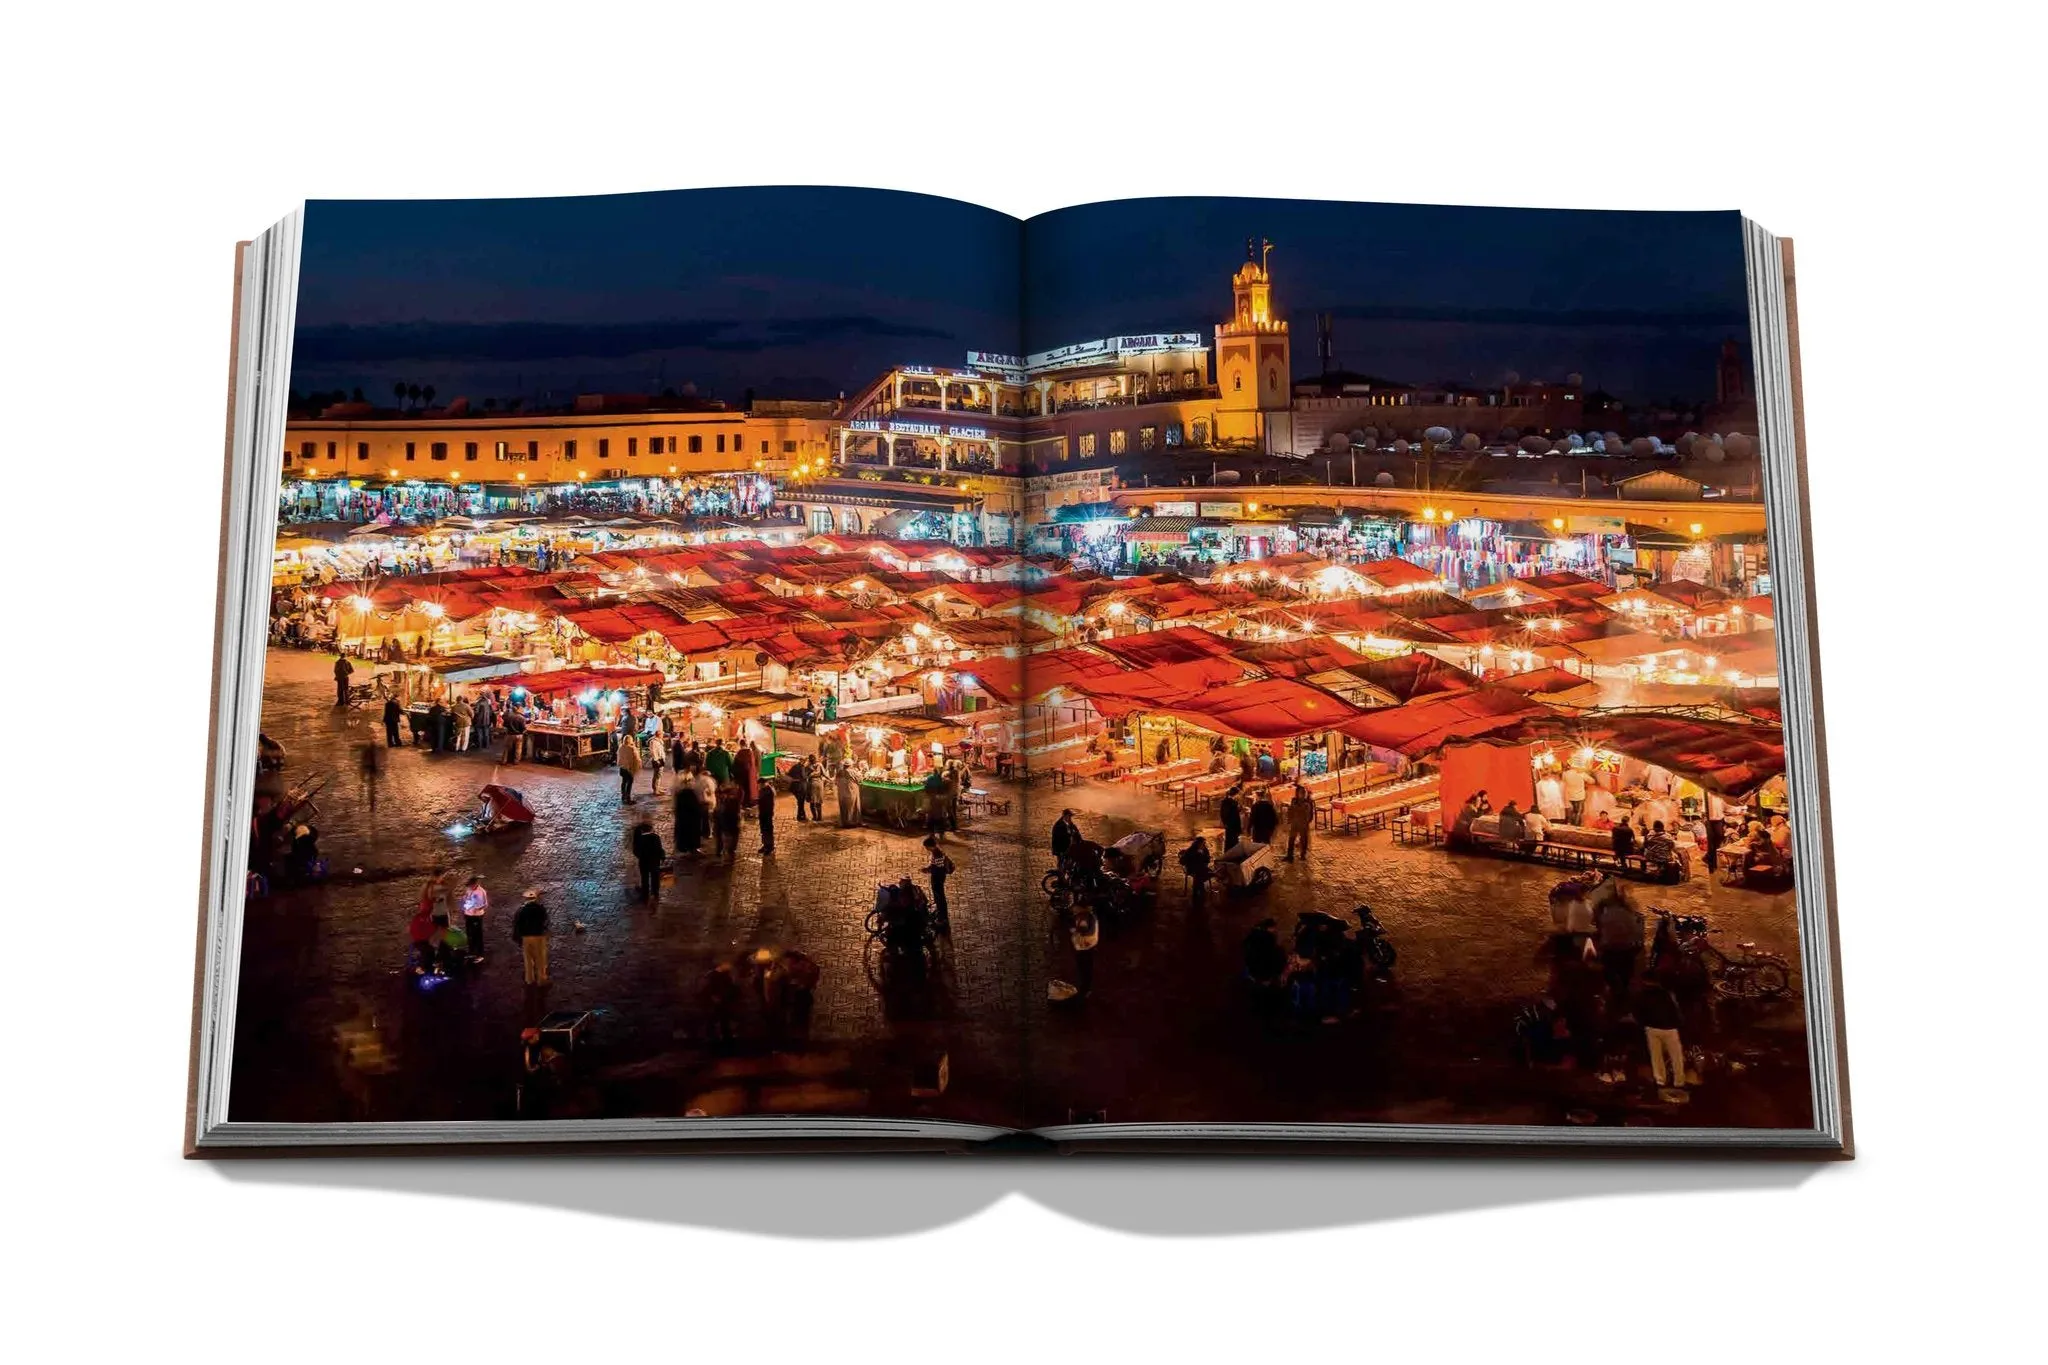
[1337,686,1553,755]
[1089,626,1242,670]
[1143,677,1365,741]
[1625,524,1702,551]
[1355,556,1442,591]
[514,667,666,698]
[1231,635,1369,679]
[1487,712,1786,797]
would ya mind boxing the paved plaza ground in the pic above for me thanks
[229,649,1814,1132]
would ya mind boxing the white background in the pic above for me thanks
[2,3,2039,1359]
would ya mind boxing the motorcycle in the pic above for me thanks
[1352,904,1398,972]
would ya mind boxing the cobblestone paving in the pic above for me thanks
[232,650,1813,1132]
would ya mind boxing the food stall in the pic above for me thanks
[858,775,933,830]
[667,689,809,777]
[512,667,665,768]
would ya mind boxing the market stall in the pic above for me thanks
[511,666,665,768]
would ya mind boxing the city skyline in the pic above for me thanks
[291,189,1750,410]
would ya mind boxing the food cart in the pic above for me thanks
[859,777,934,830]
[512,666,665,768]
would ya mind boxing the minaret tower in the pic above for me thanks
[1214,237,1293,451]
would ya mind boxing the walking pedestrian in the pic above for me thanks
[1248,788,1280,846]
[383,694,403,747]
[924,836,955,935]
[459,876,489,962]
[1562,763,1589,827]
[647,730,666,795]
[1284,783,1315,861]
[512,889,549,985]
[1179,833,1212,911]
[714,782,743,861]
[1050,808,1080,864]
[1595,888,1645,1005]
[836,761,861,827]
[1069,904,1100,998]
[756,778,778,856]
[617,732,642,802]
[631,820,666,902]
[800,757,823,822]
[735,738,761,805]
[776,949,820,1036]
[451,695,474,752]
[697,961,739,1042]
[332,653,353,707]
[674,771,704,855]
[1635,976,1688,1091]
[705,738,732,784]
[922,768,948,842]
[501,707,525,764]
[1218,786,1243,849]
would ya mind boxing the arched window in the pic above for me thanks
[1233,373,1243,392]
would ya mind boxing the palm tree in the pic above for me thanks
[393,381,407,411]
[406,383,422,410]
[422,384,437,410]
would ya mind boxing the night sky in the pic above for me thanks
[290,187,1749,408]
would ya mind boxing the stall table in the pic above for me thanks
[859,779,932,831]
[524,721,611,768]
[1330,775,1442,834]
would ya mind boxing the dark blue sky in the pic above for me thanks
[290,187,1748,406]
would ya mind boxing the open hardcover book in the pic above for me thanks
[189,188,1849,1154]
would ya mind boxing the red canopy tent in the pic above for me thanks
[1139,677,1365,741]
[513,667,665,698]
[1089,626,1240,670]
[1231,635,1368,679]
[1357,557,1441,590]
[1337,687,1554,756]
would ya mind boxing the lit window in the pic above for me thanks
[1109,430,1128,455]
[1078,433,1096,458]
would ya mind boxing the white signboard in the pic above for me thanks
[965,350,1025,375]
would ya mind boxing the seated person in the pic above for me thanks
[1590,809,1615,831]
[1522,808,1550,844]
[1496,801,1528,847]
[1241,919,1287,984]
[1451,795,1484,844]
[1641,820,1688,880]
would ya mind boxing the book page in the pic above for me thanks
[229,186,1043,1136]
[1013,197,1822,1138]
